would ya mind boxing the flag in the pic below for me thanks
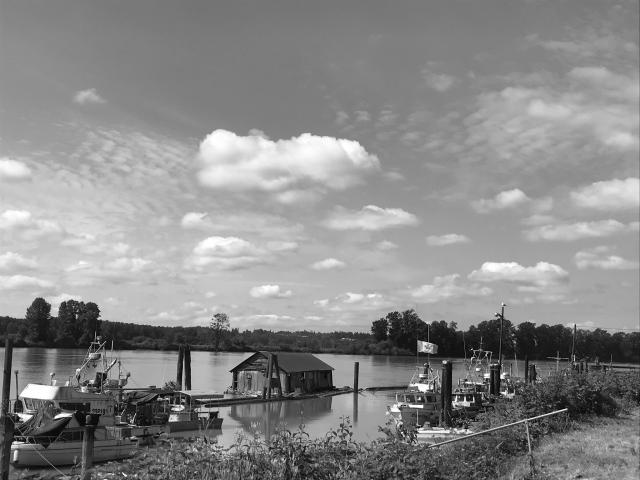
[417,340,438,354]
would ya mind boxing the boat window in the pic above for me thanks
[466,395,474,401]
[426,395,433,402]
[406,395,415,403]
[415,396,424,402]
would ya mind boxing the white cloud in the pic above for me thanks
[0,158,31,180]
[471,189,530,214]
[575,246,639,270]
[422,62,457,92]
[315,291,392,312]
[311,258,346,270]
[408,274,492,302]
[0,274,53,291]
[426,234,470,246]
[323,205,419,231]
[376,240,398,251]
[73,88,106,105]
[468,261,569,289]
[181,212,210,229]
[571,177,639,211]
[105,257,152,273]
[0,210,63,239]
[186,236,267,271]
[249,284,292,299]
[0,252,37,272]
[524,219,638,242]
[197,130,380,199]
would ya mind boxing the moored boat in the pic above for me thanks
[388,390,440,428]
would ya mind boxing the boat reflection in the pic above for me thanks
[229,396,333,441]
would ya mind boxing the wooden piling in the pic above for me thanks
[529,364,537,383]
[81,415,96,480]
[271,354,283,398]
[441,360,452,427]
[524,356,529,384]
[184,345,191,391]
[176,345,184,389]
[0,337,14,480]
[265,354,274,399]
[353,362,359,392]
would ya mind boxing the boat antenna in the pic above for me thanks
[570,324,576,364]
[463,331,467,361]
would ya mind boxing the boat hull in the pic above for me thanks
[10,438,138,467]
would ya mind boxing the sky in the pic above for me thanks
[0,0,638,334]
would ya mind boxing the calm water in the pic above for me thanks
[1,347,563,446]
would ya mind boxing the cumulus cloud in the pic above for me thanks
[0,158,31,180]
[570,177,639,211]
[575,246,639,270]
[73,88,106,105]
[524,219,638,242]
[197,130,380,200]
[0,252,37,272]
[323,205,419,231]
[468,261,569,290]
[426,234,470,246]
[185,236,267,271]
[471,189,530,214]
[0,274,53,291]
[408,274,492,302]
[310,258,346,270]
[249,284,293,299]
[46,293,82,314]
[0,210,63,239]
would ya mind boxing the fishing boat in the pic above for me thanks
[387,390,440,428]
[408,363,440,393]
[9,336,155,467]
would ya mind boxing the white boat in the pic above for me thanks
[162,390,224,432]
[11,421,160,467]
[408,363,440,393]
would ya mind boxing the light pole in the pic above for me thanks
[495,302,507,369]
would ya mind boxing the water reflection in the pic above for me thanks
[229,396,333,440]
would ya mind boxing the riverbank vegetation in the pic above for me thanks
[2,298,639,363]
[38,370,635,480]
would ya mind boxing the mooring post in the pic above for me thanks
[489,363,498,396]
[184,345,191,391]
[0,337,15,480]
[81,415,96,480]
[524,356,529,384]
[266,354,274,399]
[353,362,359,392]
[529,364,537,383]
[441,360,452,427]
[176,345,184,389]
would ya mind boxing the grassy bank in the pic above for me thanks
[13,371,640,480]
[499,408,639,480]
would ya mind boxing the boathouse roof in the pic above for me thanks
[230,351,334,374]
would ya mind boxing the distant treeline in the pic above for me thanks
[1,300,638,363]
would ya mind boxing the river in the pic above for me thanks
[1,347,564,446]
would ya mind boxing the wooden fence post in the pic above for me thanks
[176,345,184,389]
[0,337,14,480]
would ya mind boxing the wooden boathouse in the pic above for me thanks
[230,351,334,395]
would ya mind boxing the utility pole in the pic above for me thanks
[495,303,507,369]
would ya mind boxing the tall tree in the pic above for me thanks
[371,317,389,342]
[210,312,230,351]
[25,297,51,343]
[79,302,101,345]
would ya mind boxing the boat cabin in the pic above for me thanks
[230,351,334,395]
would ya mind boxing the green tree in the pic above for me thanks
[78,302,101,345]
[25,297,51,343]
[210,312,230,351]
[371,317,388,342]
